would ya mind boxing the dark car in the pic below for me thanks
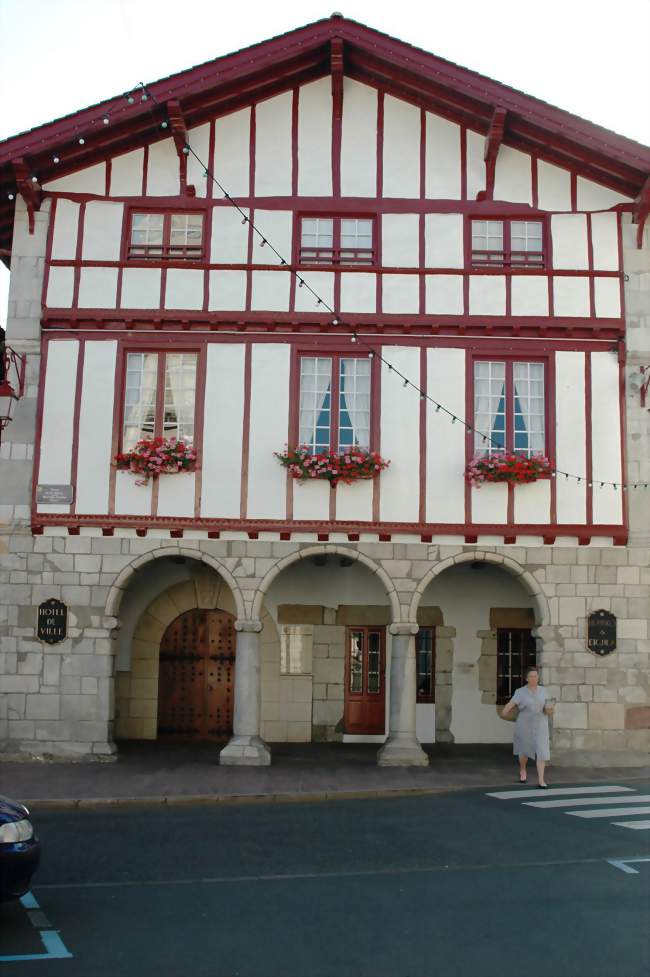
[0,797,41,901]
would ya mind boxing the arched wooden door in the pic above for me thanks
[157,609,236,740]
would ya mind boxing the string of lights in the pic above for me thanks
[8,80,647,492]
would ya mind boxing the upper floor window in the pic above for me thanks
[123,351,197,451]
[416,627,435,704]
[298,355,371,453]
[474,360,545,458]
[299,217,374,266]
[471,219,544,268]
[128,212,205,260]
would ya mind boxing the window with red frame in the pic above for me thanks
[298,355,371,453]
[299,217,374,266]
[474,359,546,458]
[416,627,435,703]
[122,351,198,451]
[471,219,544,268]
[127,212,205,260]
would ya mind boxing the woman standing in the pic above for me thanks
[501,666,555,787]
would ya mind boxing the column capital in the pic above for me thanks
[389,623,419,636]
[235,618,263,633]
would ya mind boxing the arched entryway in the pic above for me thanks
[157,608,236,740]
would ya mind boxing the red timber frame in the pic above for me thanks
[31,331,627,545]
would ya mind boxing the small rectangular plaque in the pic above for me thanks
[587,609,616,656]
[37,598,67,645]
[36,484,74,504]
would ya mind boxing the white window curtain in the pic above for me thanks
[123,352,158,450]
[299,357,332,452]
[513,362,545,456]
[339,358,370,450]
[163,353,197,443]
[474,360,505,455]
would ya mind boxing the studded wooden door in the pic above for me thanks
[157,609,236,740]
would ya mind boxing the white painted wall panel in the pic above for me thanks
[294,271,334,312]
[553,277,590,317]
[511,276,549,316]
[208,270,247,311]
[298,78,332,196]
[251,271,290,311]
[46,266,74,307]
[214,108,251,197]
[591,212,619,271]
[465,129,485,200]
[514,478,551,524]
[425,275,464,314]
[469,276,506,315]
[341,80,377,197]
[537,160,571,211]
[121,268,161,309]
[211,207,249,264]
[594,277,621,318]
[426,348,465,523]
[82,201,124,260]
[380,347,420,523]
[416,704,435,744]
[591,352,622,524]
[146,139,180,196]
[157,473,196,517]
[293,481,330,521]
[186,123,211,197]
[201,344,245,519]
[78,267,118,308]
[382,214,419,267]
[383,95,420,198]
[247,344,290,519]
[425,213,464,268]
[336,480,373,522]
[577,177,631,210]
[51,199,79,259]
[37,340,79,514]
[382,275,419,313]
[253,211,292,264]
[493,146,532,204]
[165,269,204,310]
[555,351,586,523]
[109,148,144,196]
[255,92,292,196]
[471,483,508,524]
[43,162,105,194]
[76,340,117,514]
[551,214,588,269]
[114,471,152,515]
[340,273,376,313]
[425,113,461,199]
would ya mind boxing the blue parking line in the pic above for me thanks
[0,891,73,963]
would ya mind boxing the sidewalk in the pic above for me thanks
[2,742,647,809]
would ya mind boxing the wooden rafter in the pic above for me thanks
[482,107,507,201]
[632,174,650,248]
[167,99,189,192]
[331,38,344,122]
[12,158,42,234]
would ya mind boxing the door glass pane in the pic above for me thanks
[123,352,158,450]
[349,631,363,694]
[367,631,381,694]
[416,628,433,698]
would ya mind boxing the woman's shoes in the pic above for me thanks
[519,775,527,783]
[539,783,549,789]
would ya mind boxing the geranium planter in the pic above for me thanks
[465,452,552,488]
[275,446,390,487]
[115,437,197,485]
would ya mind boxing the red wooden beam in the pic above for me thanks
[12,158,42,234]
[331,37,344,122]
[633,174,650,248]
[482,107,507,201]
[167,99,189,192]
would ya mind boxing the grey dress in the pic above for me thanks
[512,685,550,761]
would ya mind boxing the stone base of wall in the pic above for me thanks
[553,747,650,769]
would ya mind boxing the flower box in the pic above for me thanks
[465,452,552,488]
[114,437,197,485]
[275,446,390,487]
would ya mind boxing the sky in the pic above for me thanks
[1,0,649,320]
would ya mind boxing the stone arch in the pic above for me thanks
[409,551,550,628]
[251,544,401,621]
[105,546,246,622]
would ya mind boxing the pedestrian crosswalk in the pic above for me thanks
[485,785,650,831]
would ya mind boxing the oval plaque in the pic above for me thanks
[587,609,616,656]
[37,598,67,645]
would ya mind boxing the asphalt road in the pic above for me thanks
[1,784,649,977]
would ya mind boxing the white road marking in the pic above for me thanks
[526,795,650,809]
[486,786,634,800]
[569,807,650,819]
[608,858,650,874]
[612,820,650,830]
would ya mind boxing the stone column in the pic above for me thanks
[377,623,429,767]
[219,619,271,766]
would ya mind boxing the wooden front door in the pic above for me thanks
[157,609,236,740]
[344,626,386,734]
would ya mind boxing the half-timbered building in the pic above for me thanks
[1,15,649,766]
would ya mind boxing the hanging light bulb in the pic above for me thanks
[182,146,190,156]
[126,94,135,104]
[103,116,110,125]
[141,93,148,102]
[31,176,38,183]
[161,121,169,129]
[53,155,60,164]
[435,405,441,413]
[78,137,85,145]
[7,192,14,200]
